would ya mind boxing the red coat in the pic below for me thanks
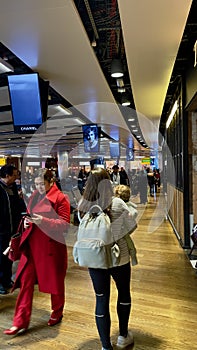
[13,183,70,294]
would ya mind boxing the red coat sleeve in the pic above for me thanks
[38,193,70,239]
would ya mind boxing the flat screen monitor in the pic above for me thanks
[109,142,120,159]
[126,147,134,161]
[8,73,48,134]
[90,157,105,169]
[82,124,100,152]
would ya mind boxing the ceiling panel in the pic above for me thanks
[118,0,192,120]
[0,0,195,158]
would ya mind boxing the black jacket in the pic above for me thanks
[110,171,129,186]
[0,181,23,236]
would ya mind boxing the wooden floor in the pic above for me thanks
[1,192,197,350]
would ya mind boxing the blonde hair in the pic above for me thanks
[114,184,131,202]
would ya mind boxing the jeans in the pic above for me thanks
[89,262,131,349]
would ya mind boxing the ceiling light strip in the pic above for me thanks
[166,100,178,129]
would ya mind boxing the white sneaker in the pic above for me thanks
[116,330,134,348]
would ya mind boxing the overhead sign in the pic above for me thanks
[27,162,41,166]
[141,158,150,164]
[0,158,6,166]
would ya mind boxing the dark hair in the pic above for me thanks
[34,168,54,184]
[78,167,113,214]
[0,164,17,178]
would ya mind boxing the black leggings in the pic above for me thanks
[89,262,131,349]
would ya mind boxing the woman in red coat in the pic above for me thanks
[4,169,70,335]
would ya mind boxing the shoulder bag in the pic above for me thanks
[7,218,25,261]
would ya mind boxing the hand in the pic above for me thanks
[27,213,43,226]
[24,217,30,229]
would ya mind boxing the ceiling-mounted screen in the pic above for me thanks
[82,124,100,152]
[109,142,120,159]
[126,147,134,161]
[8,73,48,134]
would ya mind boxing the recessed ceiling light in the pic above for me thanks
[122,101,131,106]
[111,59,124,78]
[51,104,72,115]
[118,87,126,93]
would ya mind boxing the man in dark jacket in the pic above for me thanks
[110,165,129,186]
[0,165,23,294]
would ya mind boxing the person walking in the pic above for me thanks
[77,167,88,194]
[138,169,148,204]
[119,167,129,186]
[110,165,121,186]
[78,167,136,350]
[147,168,155,197]
[0,165,23,295]
[3,168,70,335]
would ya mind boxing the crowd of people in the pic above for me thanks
[128,167,161,202]
[0,162,161,349]
[77,165,161,199]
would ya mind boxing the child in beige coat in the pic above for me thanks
[114,184,138,266]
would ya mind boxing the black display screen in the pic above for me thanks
[82,124,100,152]
[8,73,48,134]
[109,142,120,158]
[126,147,134,161]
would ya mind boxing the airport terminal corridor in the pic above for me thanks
[0,192,197,350]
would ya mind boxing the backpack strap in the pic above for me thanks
[77,210,82,223]
[78,204,103,223]
[88,205,103,215]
